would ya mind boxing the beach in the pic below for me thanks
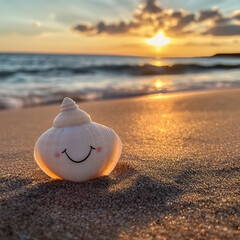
[1,88,240,239]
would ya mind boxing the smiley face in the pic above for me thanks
[34,122,122,182]
[61,146,96,163]
[55,146,103,163]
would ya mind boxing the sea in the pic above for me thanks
[0,53,240,109]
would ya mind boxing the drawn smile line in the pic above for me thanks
[61,146,96,163]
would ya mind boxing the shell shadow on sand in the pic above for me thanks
[2,161,239,239]
[0,162,185,240]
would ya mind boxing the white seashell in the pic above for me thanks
[34,97,122,182]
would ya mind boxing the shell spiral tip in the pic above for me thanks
[61,97,78,112]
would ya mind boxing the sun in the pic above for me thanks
[146,32,170,47]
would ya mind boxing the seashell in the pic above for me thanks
[34,97,122,182]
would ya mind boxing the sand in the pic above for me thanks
[1,89,240,240]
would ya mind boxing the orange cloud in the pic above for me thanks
[73,0,240,37]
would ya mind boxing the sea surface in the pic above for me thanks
[0,53,240,109]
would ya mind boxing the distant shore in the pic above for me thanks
[211,53,240,58]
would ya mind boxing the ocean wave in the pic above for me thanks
[0,63,240,78]
[1,80,240,110]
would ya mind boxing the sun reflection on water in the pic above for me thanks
[154,80,163,89]
[151,60,164,67]
[150,60,173,67]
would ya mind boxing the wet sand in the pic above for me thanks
[1,89,240,239]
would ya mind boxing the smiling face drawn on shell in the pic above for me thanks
[34,98,122,182]
[61,146,96,163]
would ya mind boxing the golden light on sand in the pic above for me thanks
[146,32,170,47]
[154,80,163,89]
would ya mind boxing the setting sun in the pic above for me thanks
[146,32,170,47]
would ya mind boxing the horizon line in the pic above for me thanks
[0,51,214,58]
[0,51,239,58]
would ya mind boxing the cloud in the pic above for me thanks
[170,10,184,19]
[74,24,92,32]
[73,20,140,35]
[199,9,221,21]
[167,13,195,33]
[214,17,231,25]
[72,0,240,37]
[141,0,162,13]
[203,24,240,36]
[171,41,222,47]
[73,0,164,35]
[96,21,129,34]
[231,10,240,20]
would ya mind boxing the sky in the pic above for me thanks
[0,0,240,57]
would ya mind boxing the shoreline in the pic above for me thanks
[2,86,240,111]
